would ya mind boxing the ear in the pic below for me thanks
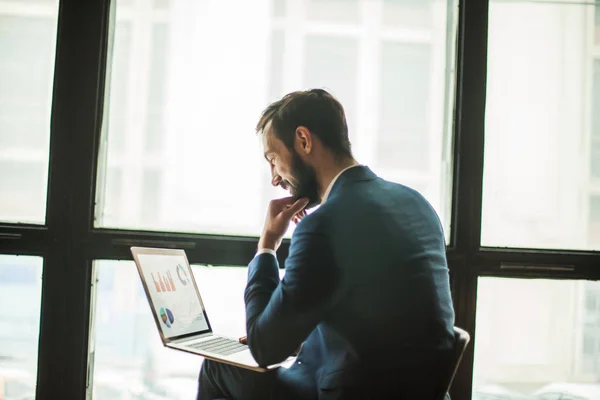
[294,126,313,155]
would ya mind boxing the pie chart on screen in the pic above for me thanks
[160,307,175,328]
[177,264,190,285]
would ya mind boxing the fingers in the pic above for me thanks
[283,198,309,219]
[239,336,247,344]
[292,209,307,224]
[270,196,295,208]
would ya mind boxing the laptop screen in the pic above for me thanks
[136,252,210,339]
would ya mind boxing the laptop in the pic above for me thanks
[131,246,292,372]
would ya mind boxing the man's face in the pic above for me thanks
[262,125,321,209]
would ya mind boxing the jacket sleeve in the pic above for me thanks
[244,219,337,366]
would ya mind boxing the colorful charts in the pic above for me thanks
[176,264,190,286]
[160,307,175,328]
[151,270,177,292]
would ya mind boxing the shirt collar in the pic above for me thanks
[321,164,361,204]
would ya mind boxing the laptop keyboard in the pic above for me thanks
[189,337,248,356]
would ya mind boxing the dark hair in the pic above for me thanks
[256,89,353,159]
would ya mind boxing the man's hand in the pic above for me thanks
[292,209,307,225]
[258,196,309,252]
[239,336,302,356]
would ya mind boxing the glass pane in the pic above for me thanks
[306,0,360,23]
[96,0,457,238]
[590,195,600,247]
[482,0,600,250]
[383,0,433,29]
[91,261,281,399]
[303,35,359,145]
[268,29,285,100]
[0,6,59,224]
[272,0,286,18]
[145,22,169,153]
[473,277,600,399]
[378,42,431,172]
[596,3,600,46]
[0,255,43,399]
[592,60,600,180]
[105,21,131,156]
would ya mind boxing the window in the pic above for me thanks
[590,196,600,247]
[0,255,43,399]
[90,261,283,399]
[482,0,600,250]
[90,261,200,399]
[267,29,285,101]
[95,0,458,239]
[382,0,433,29]
[105,21,131,156]
[140,168,163,225]
[0,161,50,225]
[272,0,286,18]
[594,2,600,45]
[306,0,360,23]
[303,35,359,144]
[0,4,59,223]
[378,42,431,172]
[473,277,600,399]
[145,22,169,153]
[582,281,600,375]
[592,61,600,180]
[6,0,600,399]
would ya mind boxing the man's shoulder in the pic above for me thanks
[295,206,330,234]
[327,175,424,207]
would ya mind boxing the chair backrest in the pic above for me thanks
[434,326,471,400]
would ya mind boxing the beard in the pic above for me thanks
[283,150,321,210]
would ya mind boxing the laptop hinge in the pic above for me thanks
[170,332,212,344]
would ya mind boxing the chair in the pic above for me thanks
[213,327,471,400]
[433,326,471,400]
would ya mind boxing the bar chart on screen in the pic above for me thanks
[151,270,177,292]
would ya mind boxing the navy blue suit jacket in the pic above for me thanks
[245,166,455,399]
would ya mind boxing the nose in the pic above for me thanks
[271,174,282,187]
[271,167,282,187]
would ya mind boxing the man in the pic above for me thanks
[198,89,455,399]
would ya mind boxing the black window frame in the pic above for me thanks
[0,0,599,399]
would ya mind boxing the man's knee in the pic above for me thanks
[198,359,277,400]
[200,359,218,383]
[198,360,224,400]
